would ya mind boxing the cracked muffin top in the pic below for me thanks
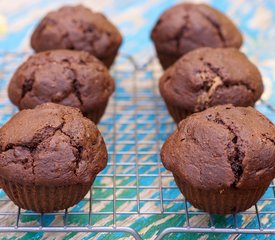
[31,5,122,68]
[0,103,108,186]
[151,3,242,69]
[8,50,114,121]
[160,47,263,116]
[161,105,275,190]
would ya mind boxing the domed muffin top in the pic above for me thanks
[151,3,242,68]
[161,105,275,190]
[31,5,122,67]
[8,50,115,119]
[0,103,108,186]
[159,48,263,117]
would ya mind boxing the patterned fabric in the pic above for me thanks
[0,0,274,239]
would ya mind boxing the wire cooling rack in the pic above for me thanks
[0,52,274,239]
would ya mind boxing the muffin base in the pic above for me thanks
[166,103,192,124]
[157,52,180,70]
[99,51,118,69]
[174,175,269,214]
[85,101,109,124]
[1,177,95,213]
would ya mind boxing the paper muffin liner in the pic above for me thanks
[166,103,191,124]
[156,52,179,70]
[101,51,118,69]
[174,174,269,214]
[86,101,108,124]
[0,177,95,213]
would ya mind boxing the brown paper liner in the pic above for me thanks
[156,52,179,70]
[174,175,269,214]
[166,104,191,124]
[1,177,95,213]
[85,101,108,124]
[100,51,118,69]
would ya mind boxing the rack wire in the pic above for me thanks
[0,52,274,239]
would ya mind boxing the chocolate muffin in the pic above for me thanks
[8,50,114,124]
[31,5,122,68]
[151,3,243,69]
[161,105,275,214]
[159,48,263,123]
[0,103,108,212]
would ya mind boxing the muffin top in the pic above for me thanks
[151,3,242,67]
[8,50,114,118]
[160,48,263,116]
[0,103,108,186]
[161,105,275,190]
[31,5,122,66]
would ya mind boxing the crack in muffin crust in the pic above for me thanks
[196,9,225,46]
[206,113,244,187]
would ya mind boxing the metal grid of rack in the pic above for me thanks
[0,52,274,239]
